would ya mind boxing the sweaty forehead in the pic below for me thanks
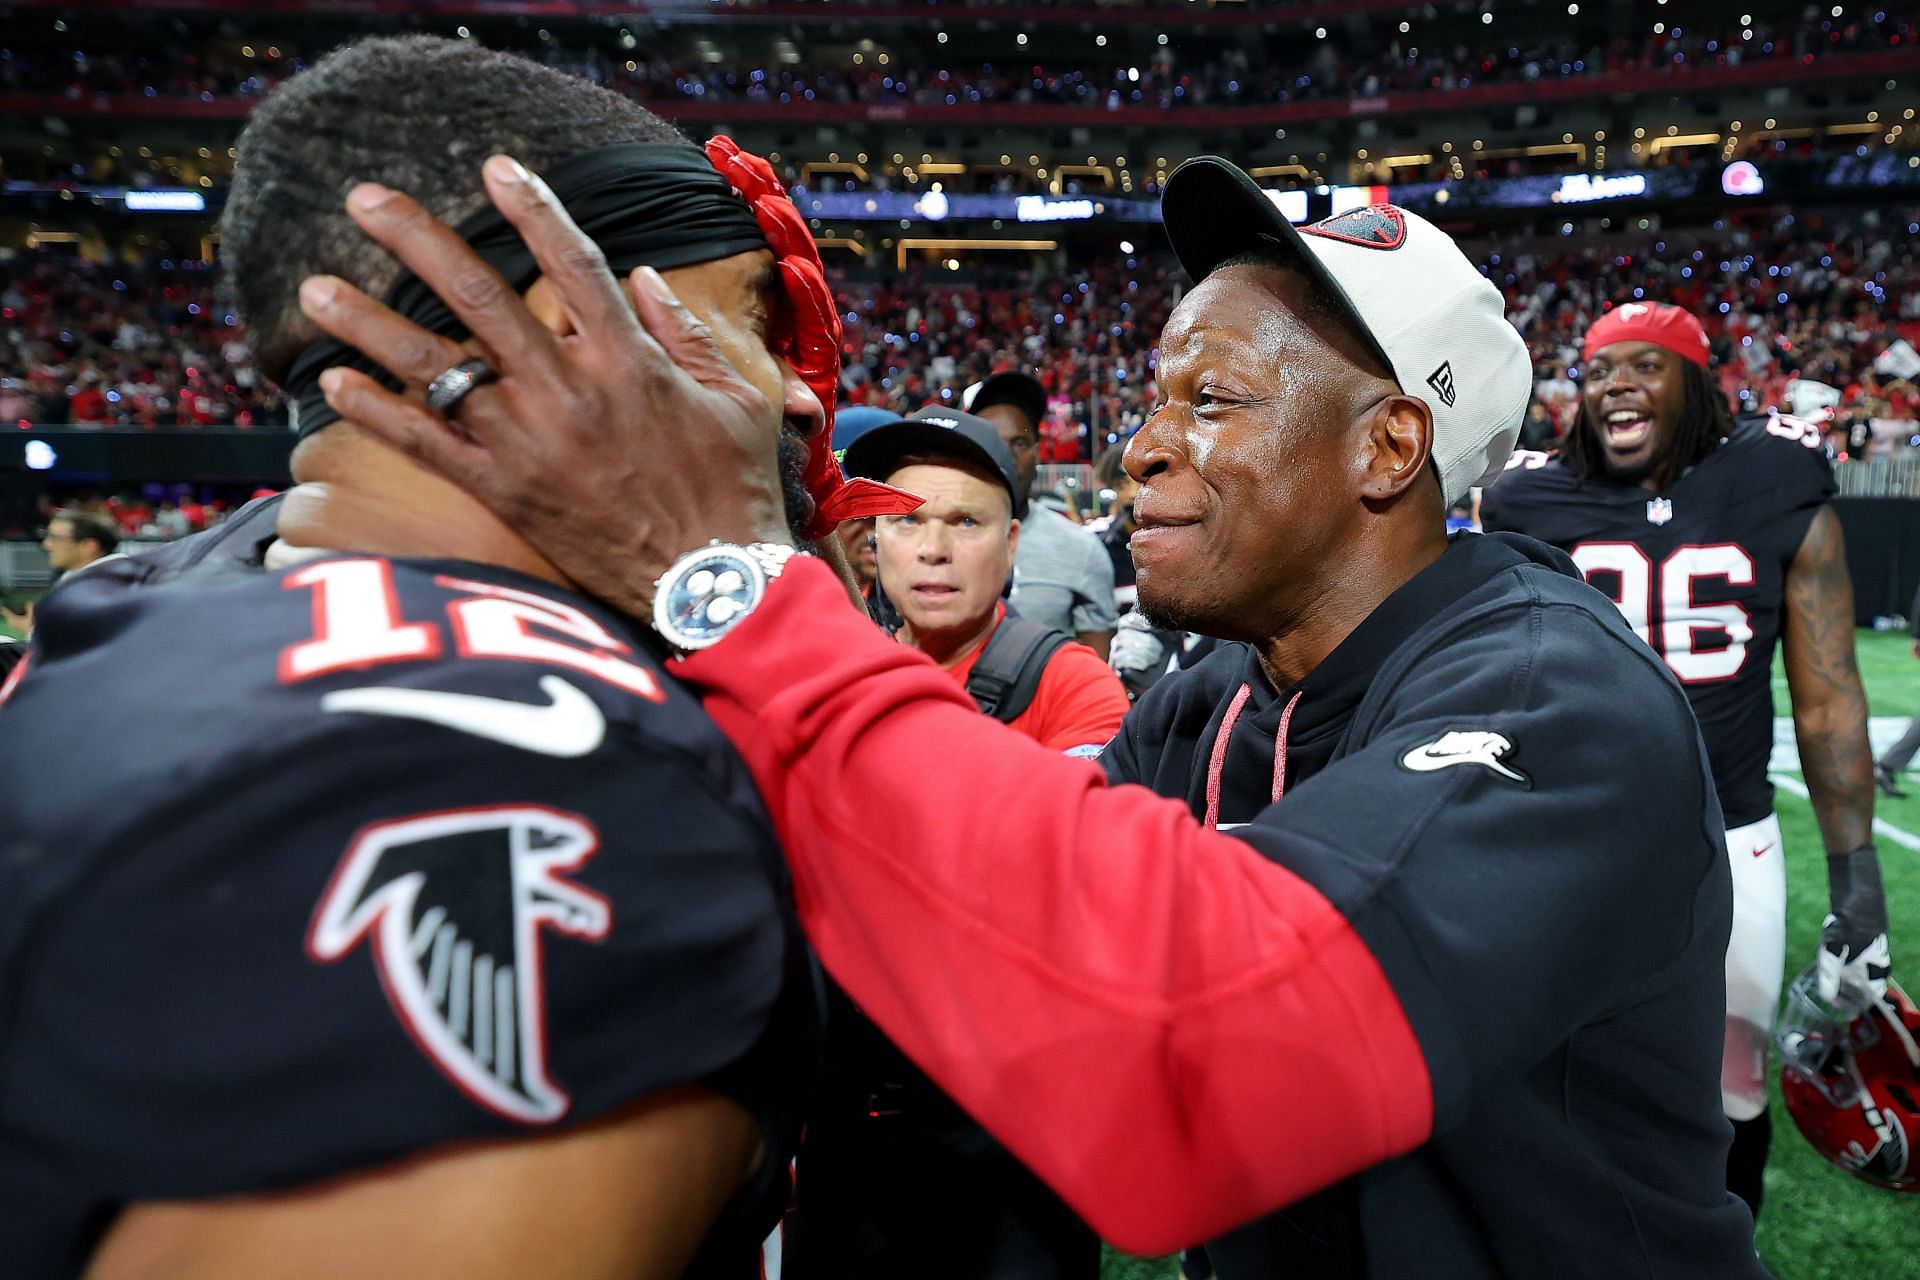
[1161,265,1328,368]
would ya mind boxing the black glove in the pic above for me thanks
[1819,845,1892,1005]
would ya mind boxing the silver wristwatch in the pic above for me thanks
[652,541,798,653]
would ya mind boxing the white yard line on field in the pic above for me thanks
[1769,773,1920,853]
[1771,717,1920,852]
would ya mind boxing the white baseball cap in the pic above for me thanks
[1160,157,1533,505]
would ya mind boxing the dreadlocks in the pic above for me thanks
[1562,360,1738,486]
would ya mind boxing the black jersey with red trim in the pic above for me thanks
[0,551,819,1277]
[1478,413,1836,829]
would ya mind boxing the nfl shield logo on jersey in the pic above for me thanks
[1645,497,1675,526]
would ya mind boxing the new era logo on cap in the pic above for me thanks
[1426,361,1458,409]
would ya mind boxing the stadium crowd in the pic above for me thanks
[1,247,281,429]
[5,205,1917,459]
[0,11,1907,111]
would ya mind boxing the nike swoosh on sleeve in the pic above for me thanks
[321,675,607,758]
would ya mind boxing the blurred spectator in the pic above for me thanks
[5,208,1918,463]
[0,247,283,430]
[835,516,879,599]
[41,506,121,577]
[969,372,1118,659]
[5,11,1908,114]
[1518,401,1561,451]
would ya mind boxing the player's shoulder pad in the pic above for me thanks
[124,492,284,584]
[1477,447,1573,529]
[1724,412,1836,504]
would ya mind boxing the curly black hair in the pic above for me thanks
[219,35,687,384]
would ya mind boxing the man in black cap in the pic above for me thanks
[843,406,1127,751]
[786,407,1122,1278]
[300,153,1768,1276]
[0,36,930,1278]
[968,371,1118,660]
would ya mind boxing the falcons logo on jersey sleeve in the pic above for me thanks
[308,806,612,1124]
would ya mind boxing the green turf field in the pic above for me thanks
[1105,630,1920,1280]
[1752,630,1920,1279]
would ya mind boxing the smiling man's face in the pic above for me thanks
[1580,340,1689,487]
[1123,262,1384,641]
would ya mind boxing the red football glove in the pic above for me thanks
[705,135,920,539]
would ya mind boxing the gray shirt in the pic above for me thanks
[1009,505,1118,637]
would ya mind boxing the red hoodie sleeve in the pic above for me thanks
[676,558,1432,1253]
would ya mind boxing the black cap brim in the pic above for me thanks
[841,420,1022,516]
[1160,156,1395,375]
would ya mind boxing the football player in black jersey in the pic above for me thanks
[1479,301,1894,1216]
[0,37,933,1279]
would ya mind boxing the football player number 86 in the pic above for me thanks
[1571,542,1757,684]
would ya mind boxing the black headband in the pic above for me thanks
[283,142,769,438]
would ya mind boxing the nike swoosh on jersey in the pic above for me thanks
[321,675,607,758]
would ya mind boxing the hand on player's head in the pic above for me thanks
[299,155,793,616]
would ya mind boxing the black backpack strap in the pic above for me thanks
[967,616,1074,723]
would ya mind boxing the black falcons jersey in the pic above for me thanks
[1480,413,1836,828]
[0,552,819,1277]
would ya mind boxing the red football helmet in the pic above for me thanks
[1776,965,1920,1192]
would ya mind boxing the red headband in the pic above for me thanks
[1581,302,1712,369]
[704,136,921,539]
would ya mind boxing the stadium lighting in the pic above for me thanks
[1120,241,1135,254]
[125,190,206,212]
[24,441,56,471]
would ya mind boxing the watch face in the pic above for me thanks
[658,549,764,649]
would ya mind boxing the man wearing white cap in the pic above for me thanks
[311,154,1767,1276]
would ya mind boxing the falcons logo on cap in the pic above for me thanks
[1301,205,1407,250]
[308,806,612,1124]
